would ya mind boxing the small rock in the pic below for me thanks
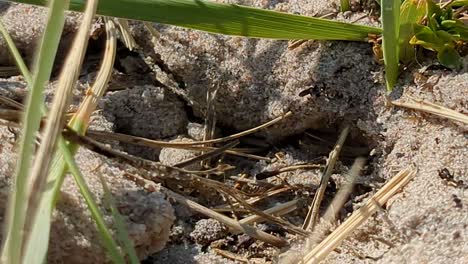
[187,122,222,141]
[190,219,229,246]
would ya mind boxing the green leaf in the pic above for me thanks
[11,0,381,40]
[450,0,468,7]
[381,0,401,91]
[399,0,427,63]
[410,24,444,50]
[427,0,442,31]
[435,29,456,43]
[441,19,462,30]
[438,46,462,69]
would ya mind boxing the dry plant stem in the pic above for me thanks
[173,140,239,168]
[222,193,240,220]
[23,0,98,244]
[237,200,298,226]
[143,22,160,40]
[0,96,23,110]
[214,184,310,237]
[303,168,416,264]
[306,157,365,250]
[87,130,270,161]
[256,164,323,180]
[201,83,220,167]
[115,18,137,51]
[232,187,292,206]
[63,128,308,236]
[213,248,249,263]
[63,128,223,176]
[0,109,23,122]
[229,176,277,188]
[392,96,468,125]
[88,110,292,145]
[322,157,365,223]
[303,126,350,231]
[72,18,117,127]
[123,172,288,247]
[0,66,19,77]
[0,119,21,129]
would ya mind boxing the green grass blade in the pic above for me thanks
[58,141,126,264]
[381,0,401,91]
[341,0,350,12]
[11,0,382,40]
[99,174,139,264]
[22,0,100,262]
[21,16,117,262]
[0,20,32,84]
[0,0,69,262]
[399,0,427,63]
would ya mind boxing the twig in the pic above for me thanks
[392,96,468,125]
[173,140,239,168]
[237,200,298,226]
[303,168,416,264]
[89,111,292,145]
[0,96,23,110]
[87,130,270,161]
[303,126,350,231]
[306,157,366,249]
[256,164,323,180]
[212,248,249,263]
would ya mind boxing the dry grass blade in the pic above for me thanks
[123,172,288,247]
[143,22,160,41]
[303,126,350,231]
[237,200,298,226]
[231,187,292,207]
[303,157,366,257]
[0,66,19,77]
[0,109,23,122]
[256,164,323,180]
[0,96,24,110]
[88,111,292,145]
[63,127,296,243]
[23,0,98,247]
[87,130,270,160]
[321,157,365,225]
[115,18,137,51]
[213,248,249,263]
[211,182,310,237]
[72,18,117,129]
[303,167,416,264]
[173,140,239,168]
[392,96,468,125]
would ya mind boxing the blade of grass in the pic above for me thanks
[0,0,69,262]
[23,16,117,263]
[99,174,139,264]
[58,141,126,263]
[381,0,401,91]
[11,0,382,40]
[22,1,99,262]
[0,21,32,84]
[2,4,127,262]
[341,0,350,12]
[399,0,427,63]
